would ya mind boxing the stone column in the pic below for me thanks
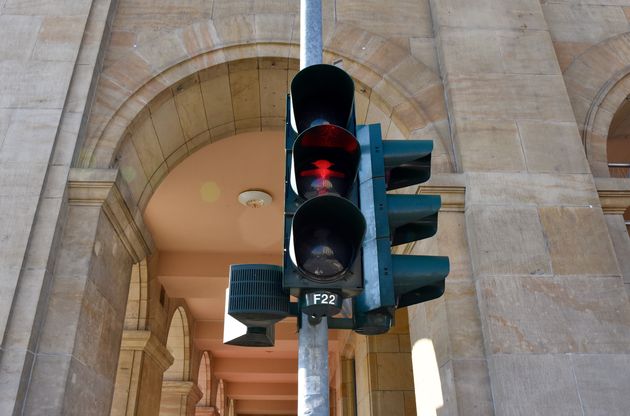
[429,0,630,414]
[339,358,356,416]
[354,310,416,416]
[111,330,174,416]
[160,381,203,416]
[0,1,115,414]
[21,169,153,416]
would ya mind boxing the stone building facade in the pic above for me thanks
[1,0,630,415]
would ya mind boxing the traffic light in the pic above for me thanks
[353,123,449,335]
[283,64,366,319]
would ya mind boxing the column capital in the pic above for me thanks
[595,178,630,215]
[162,380,203,404]
[67,168,154,261]
[121,330,174,372]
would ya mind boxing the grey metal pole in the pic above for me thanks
[298,2,328,415]
[300,0,323,69]
[298,314,329,415]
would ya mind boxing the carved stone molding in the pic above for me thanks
[595,177,630,215]
[121,330,174,372]
[162,381,203,404]
[67,168,153,262]
[419,173,466,212]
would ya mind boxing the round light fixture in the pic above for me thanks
[238,190,272,208]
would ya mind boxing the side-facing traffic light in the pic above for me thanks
[283,64,366,318]
[354,124,449,334]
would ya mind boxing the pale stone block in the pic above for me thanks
[3,0,91,16]
[149,98,187,158]
[436,213,472,282]
[448,74,576,122]
[62,355,116,416]
[451,359,493,416]
[112,0,212,33]
[517,121,590,174]
[0,347,34,415]
[76,0,110,66]
[229,67,261,122]
[165,144,189,171]
[1,109,62,164]
[455,119,526,172]
[478,276,630,353]
[467,172,600,207]
[173,76,210,140]
[432,0,547,30]
[65,63,95,114]
[387,56,437,99]
[437,361,458,416]
[445,281,485,359]
[0,15,41,61]
[117,134,151,205]
[367,334,400,353]
[234,117,262,134]
[498,29,561,75]
[543,3,630,44]
[371,391,407,415]
[572,354,630,415]
[0,162,47,197]
[254,13,293,42]
[32,16,85,62]
[490,354,583,416]
[605,215,630,285]
[409,37,438,73]
[336,0,432,38]
[200,70,235,129]
[466,205,552,277]
[553,41,592,72]
[259,68,286,118]
[439,28,503,75]
[136,30,188,70]
[129,118,165,180]
[23,354,71,415]
[539,206,619,276]
[101,51,153,94]
[213,14,255,46]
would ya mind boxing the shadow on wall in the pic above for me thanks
[412,338,444,416]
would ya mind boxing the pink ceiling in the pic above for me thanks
[144,130,285,254]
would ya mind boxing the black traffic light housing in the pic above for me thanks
[283,65,366,317]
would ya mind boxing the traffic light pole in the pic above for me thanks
[298,1,329,416]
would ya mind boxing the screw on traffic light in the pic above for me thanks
[353,123,450,335]
[283,64,366,321]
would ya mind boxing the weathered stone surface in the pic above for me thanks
[478,276,630,354]
[451,359,494,416]
[0,15,41,61]
[454,119,526,172]
[572,354,630,416]
[539,206,619,276]
[489,354,583,416]
[543,3,630,44]
[432,0,546,30]
[517,121,590,174]
[466,205,552,277]
[605,215,630,285]
[466,172,600,207]
[448,74,576,122]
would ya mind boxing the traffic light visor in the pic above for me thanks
[290,195,366,282]
[291,64,355,133]
[292,124,360,199]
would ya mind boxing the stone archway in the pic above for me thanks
[160,306,201,416]
[563,32,630,176]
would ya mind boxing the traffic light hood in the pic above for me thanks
[290,64,355,133]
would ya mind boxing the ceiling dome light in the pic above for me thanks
[238,190,272,208]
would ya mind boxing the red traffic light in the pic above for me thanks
[291,124,360,199]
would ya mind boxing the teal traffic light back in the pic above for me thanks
[354,124,449,335]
